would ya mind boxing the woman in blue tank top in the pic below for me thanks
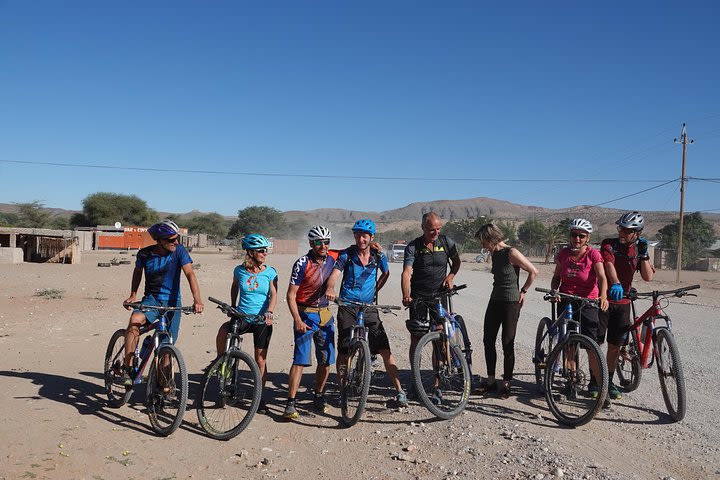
[215,234,278,413]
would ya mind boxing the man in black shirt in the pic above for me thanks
[401,212,461,371]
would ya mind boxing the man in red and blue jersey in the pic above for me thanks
[600,211,655,405]
[283,226,337,419]
[121,220,204,386]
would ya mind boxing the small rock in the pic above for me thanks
[551,467,564,477]
[404,445,418,452]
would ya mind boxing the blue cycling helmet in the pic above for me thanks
[242,233,271,250]
[352,219,376,235]
[147,220,180,240]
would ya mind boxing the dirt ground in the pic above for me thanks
[1,250,719,480]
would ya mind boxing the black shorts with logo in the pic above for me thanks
[598,302,632,346]
[337,305,391,355]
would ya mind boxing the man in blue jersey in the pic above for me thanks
[326,219,408,407]
[121,220,204,386]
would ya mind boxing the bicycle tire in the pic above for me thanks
[655,327,687,422]
[616,329,642,392]
[146,344,188,436]
[412,330,471,420]
[197,350,262,440]
[544,334,607,427]
[340,340,372,427]
[104,328,133,408]
[453,314,473,375]
[533,317,555,394]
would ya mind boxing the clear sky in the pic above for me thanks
[1,1,718,217]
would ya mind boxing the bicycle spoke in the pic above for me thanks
[147,345,187,436]
[341,341,371,427]
[104,329,133,408]
[655,328,686,422]
[197,351,262,440]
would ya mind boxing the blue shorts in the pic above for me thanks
[134,295,181,344]
[293,309,335,367]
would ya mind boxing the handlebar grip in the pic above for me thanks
[208,296,225,306]
[454,284,467,291]
[535,287,552,293]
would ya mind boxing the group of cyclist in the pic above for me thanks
[119,208,653,419]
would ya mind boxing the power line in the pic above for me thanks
[0,158,675,184]
[591,178,680,207]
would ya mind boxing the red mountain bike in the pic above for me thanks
[615,284,700,422]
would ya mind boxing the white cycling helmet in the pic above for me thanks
[308,225,332,241]
[569,218,593,234]
[616,211,645,231]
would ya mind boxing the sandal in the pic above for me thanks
[473,380,497,395]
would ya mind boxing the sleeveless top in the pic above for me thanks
[490,247,520,302]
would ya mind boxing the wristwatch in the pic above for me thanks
[520,288,528,294]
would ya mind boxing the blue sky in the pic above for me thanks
[1,1,718,217]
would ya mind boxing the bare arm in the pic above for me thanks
[124,267,144,309]
[265,277,278,325]
[286,284,309,332]
[638,258,655,282]
[550,261,563,291]
[230,275,239,307]
[325,269,341,301]
[603,261,621,285]
[509,248,538,307]
[401,264,413,306]
[375,270,390,296]
[443,256,461,289]
[593,262,609,311]
[182,263,204,313]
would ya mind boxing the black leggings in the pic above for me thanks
[483,299,521,381]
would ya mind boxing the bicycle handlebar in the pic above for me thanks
[334,298,402,312]
[535,287,599,306]
[410,284,468,305]
[207,296,267,322]
[123,302,195,314]
[626,284,700,300]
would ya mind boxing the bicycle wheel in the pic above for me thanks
[197,350,262,440]
[544,334,607,427]
[616,329,642,392]
[412,330,471,420]
[655,327,687,422]
[533,317,555,394]
[146,344,188,436]
[104,328,133,408]
[340,340,372,427]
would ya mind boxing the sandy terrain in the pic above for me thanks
[1,250,719,480]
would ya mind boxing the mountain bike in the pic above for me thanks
[196,297,263,440]
[615,285,699,422]
[335,298,401,427]
[104,302,193,436]
[410,284,472,420]
[533,288,608,427]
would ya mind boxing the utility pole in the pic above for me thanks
[673,124,693,283]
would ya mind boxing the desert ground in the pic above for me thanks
[1,249,719,480]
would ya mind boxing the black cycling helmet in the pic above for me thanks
[147,220,180,240]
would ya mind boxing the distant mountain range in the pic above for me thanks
[2,197,718,235]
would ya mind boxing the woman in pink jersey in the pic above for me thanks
[550,218,609,400]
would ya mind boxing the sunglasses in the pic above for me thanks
[252,248,268,254]
[164,236,180,244]
[617,226,638,235]
[312,239,331,246]
[570,232,588,239]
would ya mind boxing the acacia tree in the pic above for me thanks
[15,201,51,228]
[658,212,716,267]
[72,192,158,227]
[517,219,545,255]
[228,206,289,239]
[184,213,230,239]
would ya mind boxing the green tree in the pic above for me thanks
[496,220,517,243]
[517,219,545,255]
[74,192,158,227]
[657,212,716,267]
[184,213,230,239]
[228,205,289,239]
[0,212,19,227]
[541,223,565,264]
[15,201,51,228]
